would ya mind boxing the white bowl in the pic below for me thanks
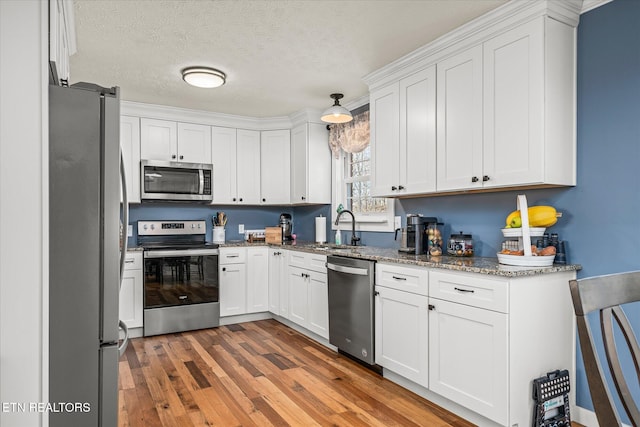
[497,253,555,267]
[501,227,546,238]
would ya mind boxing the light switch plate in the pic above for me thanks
[127,225,133,237]
[394,216,402,230]
[238,224,245,234]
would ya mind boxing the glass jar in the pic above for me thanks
[447,232,474,257]
[426,223,444,256]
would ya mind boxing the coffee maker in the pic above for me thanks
[279,213,292,241]
[399,214,437,255]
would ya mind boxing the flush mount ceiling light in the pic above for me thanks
[181,67,226,88]
[321,93,353,124]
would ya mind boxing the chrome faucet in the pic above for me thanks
[334,209,360,246]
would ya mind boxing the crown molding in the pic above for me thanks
[581,0,614,13]
[289,108,324,127]
[362,0,582,91]
[121,100,292,131]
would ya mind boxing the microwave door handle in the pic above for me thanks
[119,149,129,287]
[199,169,204,195]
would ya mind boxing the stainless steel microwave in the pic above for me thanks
[140,160,213,202]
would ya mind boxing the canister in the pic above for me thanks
[447,232,474,257]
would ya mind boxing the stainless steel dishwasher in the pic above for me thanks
[326,255,376,366]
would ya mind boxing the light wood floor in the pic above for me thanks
[118,319,476,426]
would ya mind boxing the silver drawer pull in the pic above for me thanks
[454,287,474,293]
[392,276,407,281]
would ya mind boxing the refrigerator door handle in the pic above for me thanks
[119,149,129,287]
[118,319,129,357]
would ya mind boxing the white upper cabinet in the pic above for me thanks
[436,47,484,191]
[371,66,436,197]
[235,129,261,204]
[140,118,211,163]
[260,130,291,205]
[140,118,177,161]
[177,122,212,163]
[290,123,331,204]
[211,127,260,205]
[120,116,141,203]
[365,3,578,197]
[211,126,237,204]
[49,0,76,85]
[437,16,575,192]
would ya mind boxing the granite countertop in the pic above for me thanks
[219,241,582,278]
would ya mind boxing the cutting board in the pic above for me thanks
[265,226,282,244]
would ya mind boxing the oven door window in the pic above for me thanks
[144,166,200,195]
[144,255,219,308]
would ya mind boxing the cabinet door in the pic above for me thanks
[120,116,141,203]
[177,122,212,163]
[375,286,428,387]
[247,247,269,313]
[290,124,308,203]
[211,126,237,204]
[436,46,483,191]
[140,118,178,161]
[220,263,247,317]
[370,82,400,197]
[260,130,291,204]
[268,249,282,314]
[400,66,437,194]
[288,266,308,327]
[278,251,289,319]
[306,123,331,204]
[119,268,143,329]
[236,129,261,204]
[483,18,544,187]
[307,271,328,339]
[428,298,508,425]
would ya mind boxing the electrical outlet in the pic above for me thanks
[127,225,133,237]
[394,216,402,230]
[238,224,244,234]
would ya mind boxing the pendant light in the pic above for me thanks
[181,67,226,88]
[321,93,353,124]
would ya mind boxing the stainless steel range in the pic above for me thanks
[139,220,220,336]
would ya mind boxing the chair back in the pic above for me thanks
[569,271,640,427]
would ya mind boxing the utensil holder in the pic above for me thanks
[212,226,225,244]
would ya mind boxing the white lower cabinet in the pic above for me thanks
[246,247,269,313]
[428,297,508,425]
[286,252,328,339]
[119,252,143,329]
[268,248,288,318]
[375,263,429,388]
[219,248,247,317]
[375,286,429,387]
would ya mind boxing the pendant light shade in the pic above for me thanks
[321,93,353,124]
[182,67,226,88]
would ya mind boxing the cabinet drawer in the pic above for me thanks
[287,251,327,273]
[219,247,247,264]
[307,253,327,273]
[124,252,142,270]
[429,271,508,313]
[376,263,428,296]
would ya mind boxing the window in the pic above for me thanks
[331,106,394,232]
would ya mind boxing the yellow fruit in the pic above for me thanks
[510,217,522,228]
[504,206,561,228]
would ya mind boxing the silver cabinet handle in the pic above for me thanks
[326,262,368,276]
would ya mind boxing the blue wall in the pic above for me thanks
[128,0,639,418]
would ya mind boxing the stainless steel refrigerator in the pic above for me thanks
[49,82,129,427]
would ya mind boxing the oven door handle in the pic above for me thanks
[144,249,220,258]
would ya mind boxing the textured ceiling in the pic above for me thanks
[70,0,507,118]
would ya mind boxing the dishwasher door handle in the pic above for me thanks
[326,262,369,276]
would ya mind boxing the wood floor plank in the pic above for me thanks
[119,320,483,427]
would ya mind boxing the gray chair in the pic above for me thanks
[569,271,640,427]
